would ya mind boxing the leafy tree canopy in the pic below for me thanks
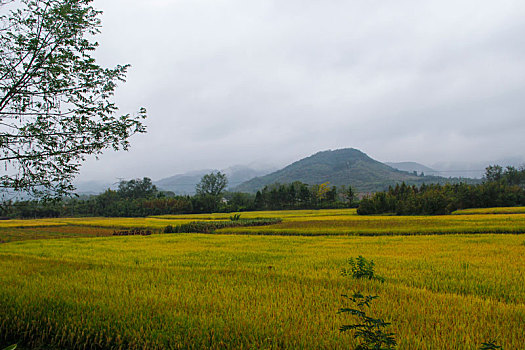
[195,172,228,198]
[0,0,146,199]
[194,172,228,212]
[117,177,158,200]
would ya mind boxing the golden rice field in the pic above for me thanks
[1,234,525,349]
[452,206,525,215]
[215,212,525,236]
[0,217,198,243]
[0,226,116,243]
[151,208,358,220]
[3,207,524,242]
[1,208,525,349]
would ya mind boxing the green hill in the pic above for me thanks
[233,148,474,193]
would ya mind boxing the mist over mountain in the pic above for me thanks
[154,165,274,194]
[429,157,525,179]
[385,162,439,176]
[72,180,115,196]
[71,165,275,196]
[387,158,525,179]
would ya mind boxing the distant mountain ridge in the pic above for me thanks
[385,162,439,176]
[72,149,493,196]
[73,180,114,195]
[155,165,274,194]
[430,157,525,179]
[234,148,473,193]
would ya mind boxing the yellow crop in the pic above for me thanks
[1,233,524,349]
[1,208,524,348]
[0,219,66,228]
[452,206,525,215]
[0,217,196,230]
[152,208,357,220]
[2,208,524,244]
[218,213,525,235]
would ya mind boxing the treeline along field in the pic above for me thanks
[358,166,525,216]
[3,165,524,220]
[0,178,357,219]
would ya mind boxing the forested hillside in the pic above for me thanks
[234,148,476,193]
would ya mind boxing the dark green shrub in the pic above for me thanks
[163,218,282,234]
[479,340,502,350]
[230,214,241,221]
[113,229,152,236]
[341,256,384,282]
[338,292,396,350]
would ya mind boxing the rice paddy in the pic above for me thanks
[0,217,199,243]
[1,208,524,349]
[4,208,525,243]
[452,206,525,215]
[217,213,525,235]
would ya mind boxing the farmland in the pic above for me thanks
[3,208,525,242]
[452,206,525,215]
[216,212,525,236]
[1,208,525,349]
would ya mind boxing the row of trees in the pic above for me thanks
[0,177,193,218]
[3,165,525,218]
[1,172,230,218]
[1,173,357,218]
[357,166,525,215]
[253,182,355,210]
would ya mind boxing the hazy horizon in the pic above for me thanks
[74,147,525,187]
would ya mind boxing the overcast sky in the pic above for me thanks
[78,0,525,182]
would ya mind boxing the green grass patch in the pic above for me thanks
[164,218,282,234]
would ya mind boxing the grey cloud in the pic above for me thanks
[78,0,525,181]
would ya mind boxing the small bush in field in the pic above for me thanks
[341,256,384,282]
[230,214,241,221]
